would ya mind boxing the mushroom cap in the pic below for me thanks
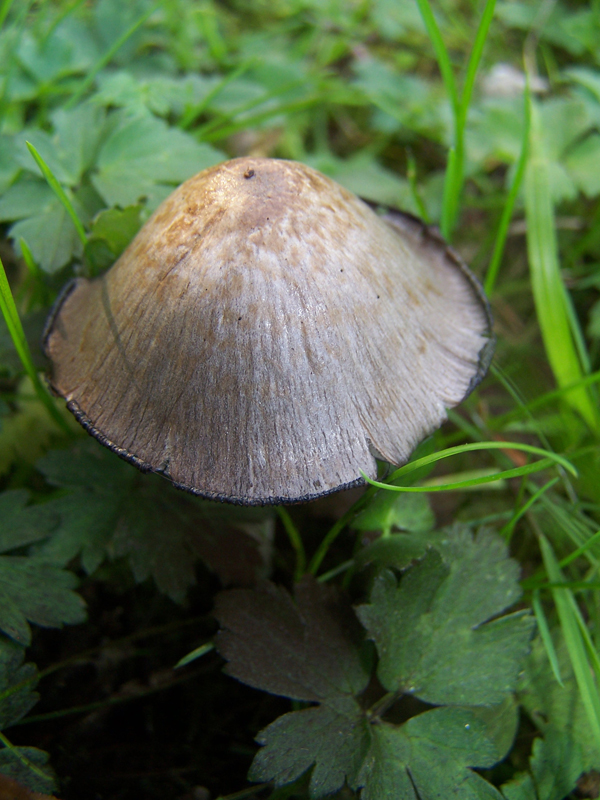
[44,157,493,505]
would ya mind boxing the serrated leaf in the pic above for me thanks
[95,71,213,117]
[215,578,372,797]
[36,442,135,574]
[91,111,225,208]
[16,20,98,84]
[519,634,600,771]
[358,707,509,800]
[501,731,584,800]
[0,637,38,729]
[0,556,86,645]
[37,440,267,598]
[356,529,535,706]
[50,105,106,185]
[250,702,371,798]
[0,748,56,795]
[9,199,82,274]
[0,490,57,554]
[215,577,371,703]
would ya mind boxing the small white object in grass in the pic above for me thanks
[483,63,549,98]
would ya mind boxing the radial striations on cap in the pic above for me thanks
[44,157,493,505]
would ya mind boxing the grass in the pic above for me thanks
[0,0,599,797]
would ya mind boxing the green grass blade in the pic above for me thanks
[364,458,564,493]
[484,83,530,295]
[442,0,496,238]
[277,506,306,581]
[26,141,87,247]
[195,78,310,138]
[458,0,496,126]
[19,237,43,283]
[180,59,255,130]
[65,1,163,109]
[560,529,600,569]
[568,593,600,679]
[414,0,458,115]
[541,495,600,568]
[524,98,599,431]
[308,485,378,576]
[532,589,564,686]
[499,477,559,540]
[539,534,600,752]
[199,96,321,143]
[19,236,50,307]
[440,146,458,239]
[387,441,576,482]
[174,642,215,669]
[0,0,15,30]
[406,151,430,222]
[491,369,600,429]
[0,255,72,434]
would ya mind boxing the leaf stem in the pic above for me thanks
[277,506,306,581]
[308,486,377,576]
[0,730,52,784]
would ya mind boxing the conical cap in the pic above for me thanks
[44,157,493,504]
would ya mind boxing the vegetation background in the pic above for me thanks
[0,0,599,798]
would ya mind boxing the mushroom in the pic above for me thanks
[44,157,493,505]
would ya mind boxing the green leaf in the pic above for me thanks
[0,490,57,553]
[353,493,434,536]
[308,151,414,211]
[250,702,371,798]
[496,2,599,56]
[35,443,133,574]
[15,129,76,186]
[501,731,585,800]
[50,104,106,184]
[359,707,509,800]
[0,747,56,795]
[356,528,535,706]
[525,97,599,431]
[111,475,267,602]
[215,577,371,702]
[37,441,267,599]
[519,634,600,772]
[0,179,55,222]
[355,531,434,571]
[88,204,142,257]
[215,577,372,797]
[85,204,143,272]
[0,637,38,729]
[9,197,82,273]
[0,135,19,194]
[564,133,600,199]
[16,20,98,84]
[0,556,86,645]
[91,111,225,209]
